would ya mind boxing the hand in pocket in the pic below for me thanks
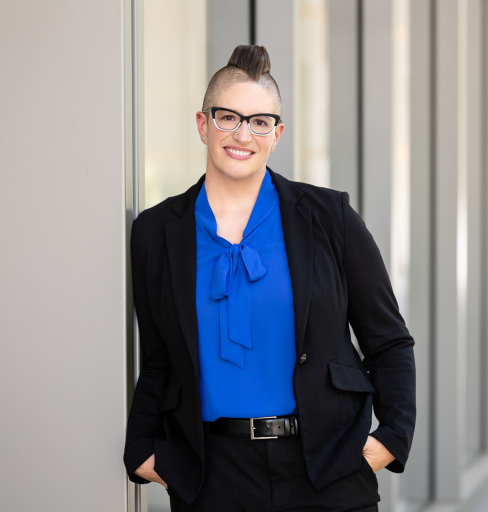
[134,453,169,489]
[362,435,396,473]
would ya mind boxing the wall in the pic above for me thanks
[0,1,130,511]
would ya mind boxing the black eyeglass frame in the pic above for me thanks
[200,106,283,136]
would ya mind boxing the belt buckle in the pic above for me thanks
[250,416,278,440]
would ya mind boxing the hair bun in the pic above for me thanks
[227,45,271,80]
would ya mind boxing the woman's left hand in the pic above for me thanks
[362,435,396,473]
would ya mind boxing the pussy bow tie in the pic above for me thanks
[210,243,267,369]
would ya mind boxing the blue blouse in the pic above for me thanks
[194,168,298,421]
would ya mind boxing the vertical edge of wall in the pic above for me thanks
[434,0,460,500]
[465,0,484,464]
[125,0,146,510]
[362,0,392,272]
[124,0,135,510]
[409,0,433,506]
[483,0,488,462]
[329,0,359,207]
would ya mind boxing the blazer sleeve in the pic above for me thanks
[341,191,416,473]
[123,213,172,484]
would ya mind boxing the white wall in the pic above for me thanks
[0,1,129,511]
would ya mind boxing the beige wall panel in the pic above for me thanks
[0,1,129,511]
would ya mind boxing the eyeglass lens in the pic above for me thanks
[214,110,275,134]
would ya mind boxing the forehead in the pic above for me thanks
[216,81,278,115]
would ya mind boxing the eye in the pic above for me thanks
[251,116,272,127]
[216,111,238,122]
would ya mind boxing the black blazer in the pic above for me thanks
[123,167,416,506]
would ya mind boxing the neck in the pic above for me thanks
[204,161,267,216]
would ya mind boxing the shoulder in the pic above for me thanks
[282,177,352,233]
[268,168,348,218]
[291,179,346,209]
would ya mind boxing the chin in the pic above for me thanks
[218,161,266,180]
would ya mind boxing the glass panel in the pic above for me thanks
[293,0,330,186]
[144,0,208,210]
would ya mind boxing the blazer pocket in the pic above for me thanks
[328,361,376,394]
[159,382,182,413]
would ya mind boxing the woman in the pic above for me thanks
[123,45,416,512]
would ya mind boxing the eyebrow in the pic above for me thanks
[218,108,278,116]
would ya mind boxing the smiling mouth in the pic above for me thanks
[224,147,254,156]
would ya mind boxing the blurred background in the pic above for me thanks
[1,1,487,512]
[142,1,488,508]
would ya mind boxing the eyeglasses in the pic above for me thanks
[200,106,282,136]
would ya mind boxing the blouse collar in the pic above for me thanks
[194,168,279,247]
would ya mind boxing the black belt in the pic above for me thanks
[203,415,299,440]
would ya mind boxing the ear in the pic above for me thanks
[270,123,285,152]
[196,111,208,143]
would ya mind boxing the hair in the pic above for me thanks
[201,45,282,119]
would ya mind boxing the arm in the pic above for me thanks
[123,213,171,484]
[341,191,416,473]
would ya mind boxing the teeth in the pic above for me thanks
[226,147,253,156]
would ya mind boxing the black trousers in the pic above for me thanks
[167,421,381,512]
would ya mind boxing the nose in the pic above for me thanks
[233,120,253,143]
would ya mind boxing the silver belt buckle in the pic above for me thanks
[250,416,278,440]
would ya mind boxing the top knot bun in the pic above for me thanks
[201,43,281,118]
[227,45,271,80]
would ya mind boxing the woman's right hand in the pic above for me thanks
[134,453,168,489]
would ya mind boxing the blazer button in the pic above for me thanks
[299,354,307,364]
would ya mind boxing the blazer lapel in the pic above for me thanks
[165,173,205,375]
[164,167,314,376]
[267,167,314,358]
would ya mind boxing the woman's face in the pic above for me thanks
[196,81,285,181]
